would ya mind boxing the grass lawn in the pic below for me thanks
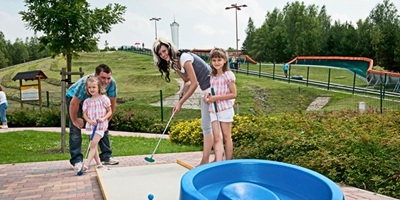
[0,130,201,164]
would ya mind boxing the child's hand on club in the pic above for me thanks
[205,94,216,103]
[89,120,97,126]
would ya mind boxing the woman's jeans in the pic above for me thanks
[0,102,8,123]
[66,96,112,165]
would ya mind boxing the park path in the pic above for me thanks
[150,78,202,109]
[0,127,398,200]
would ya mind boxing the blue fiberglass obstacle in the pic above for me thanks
[180,159,345,200]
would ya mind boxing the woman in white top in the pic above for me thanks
[0,86,8,129]
[152,37,224,165]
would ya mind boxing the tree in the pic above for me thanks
[242,18,256,55]
[368,0,400,71]
[26,35,50,61]
[326,21,358,56]
[355,19,374,58]
[282,2,329,58]
[11,38,29,64]
[0,32,9,68]
[263,8,286,63]
[19,0,126,83]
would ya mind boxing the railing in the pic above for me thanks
[6,86,400,122]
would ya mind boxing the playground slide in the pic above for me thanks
[244,54,257,64]
[287,55,400,92]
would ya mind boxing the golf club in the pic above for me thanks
[211,88,225,160]
[211,88,223,135]
[144,112,175,162]
[77,121,98,176]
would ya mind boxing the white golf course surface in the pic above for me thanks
[96,162,189,200]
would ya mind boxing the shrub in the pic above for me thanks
[168,110,400,199]
[36,108,62,127]
[169,118,203,145]
[8,107,62,127]
[8,108,38,127]
[109,109,163,133]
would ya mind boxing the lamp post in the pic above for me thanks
[225,3,247,60]
[150,17,161,40]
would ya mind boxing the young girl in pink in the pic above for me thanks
[205,48,237,161]
[82,76,112,171]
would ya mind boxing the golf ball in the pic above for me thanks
[148,193,154,200]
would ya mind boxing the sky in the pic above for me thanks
[1,0,399,50]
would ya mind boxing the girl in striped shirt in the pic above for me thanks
[82,76,112,171]
[205,48,237,160]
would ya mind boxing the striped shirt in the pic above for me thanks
[82,95,111,132]
[209,70,236,113]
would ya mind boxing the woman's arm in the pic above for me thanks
[176,70,190,82]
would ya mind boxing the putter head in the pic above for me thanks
[144,157,155,163]
[77,170,83,176]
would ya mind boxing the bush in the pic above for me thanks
[36,108,62,127]
[8,108,39,127]
[7,106,162,133]
[109,109,164,133]
[8,107,62,127]
[169,118,203,145]
[168,110,400,199]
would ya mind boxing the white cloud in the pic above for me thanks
[194,24,217,36]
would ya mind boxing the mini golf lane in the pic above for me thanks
[97,159,345,200]
[181,159,345,200]
[96,162,189,200]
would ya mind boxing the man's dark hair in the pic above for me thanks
[96,64,112,75]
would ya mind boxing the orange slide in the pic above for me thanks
[243,54,257,64]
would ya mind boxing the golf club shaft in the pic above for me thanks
[149,112,175,157]
[83,123,98,163]
[78,122,98,175]
[211,88,223,135]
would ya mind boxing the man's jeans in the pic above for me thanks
[66,96,112,165]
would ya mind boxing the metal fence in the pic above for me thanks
[6,86,400,118]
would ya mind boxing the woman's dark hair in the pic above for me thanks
[152,42,172,82]
[152,38,191,82]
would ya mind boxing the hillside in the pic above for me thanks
[1,51,397,117]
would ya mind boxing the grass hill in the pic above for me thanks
[0,50,397,121]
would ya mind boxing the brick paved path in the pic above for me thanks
[0,128,398,200]
[1,152,397,200]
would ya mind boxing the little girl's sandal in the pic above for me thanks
[82,165,89,172]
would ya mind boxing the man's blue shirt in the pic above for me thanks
[66,74,117,100]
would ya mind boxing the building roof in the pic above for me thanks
[12,70,48,81]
